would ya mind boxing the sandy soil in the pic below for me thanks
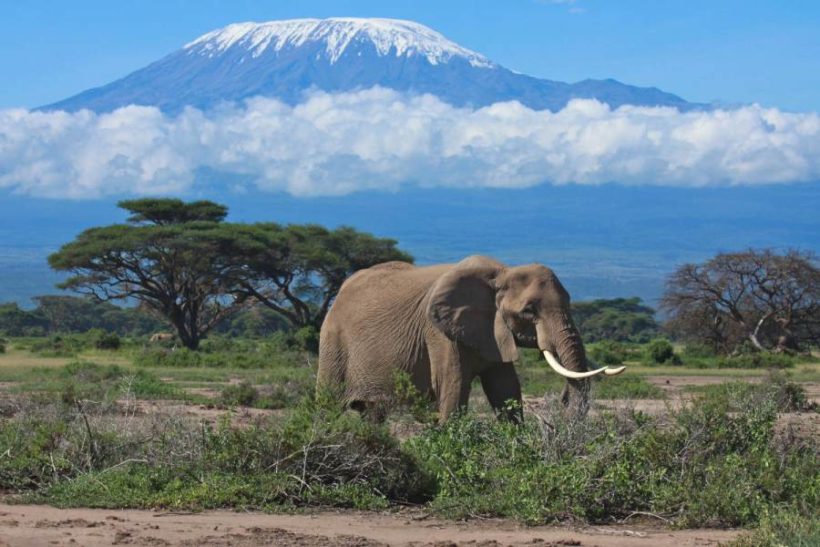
[0,504,742,547]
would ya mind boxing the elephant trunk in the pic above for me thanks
[537,319,591,418]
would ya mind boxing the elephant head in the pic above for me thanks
[427,256,624,416]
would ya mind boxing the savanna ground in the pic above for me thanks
[0,336,818,546]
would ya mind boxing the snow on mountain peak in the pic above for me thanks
[184,17,495,68]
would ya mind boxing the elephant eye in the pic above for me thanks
[520,304,537,318]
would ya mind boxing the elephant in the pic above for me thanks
[317,255,624,422]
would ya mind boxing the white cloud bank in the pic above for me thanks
[1,88,819,198]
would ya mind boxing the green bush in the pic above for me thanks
[220,381,259,407]
[644,338,681,365]
[688,372,814,413]
[254,377,317,409]
[589,340,628,366]
[728,509,820,546]
[407,385,817,526]
[0,337,6,353]
[4,393,433,511]
[90,329,121,350]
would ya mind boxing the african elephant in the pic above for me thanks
[317,255,624,422]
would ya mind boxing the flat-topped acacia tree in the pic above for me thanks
[48,199,246,350]
[48,198,413,350]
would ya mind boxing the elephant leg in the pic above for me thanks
[479,364,523,423]
[431,344,474,422]
[437,376,473,423]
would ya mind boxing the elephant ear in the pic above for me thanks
[427,265,519,363]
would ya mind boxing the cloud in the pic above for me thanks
[1,88,819,198]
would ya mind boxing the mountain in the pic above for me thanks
[43,18,699,113]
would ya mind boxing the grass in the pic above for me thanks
[1,361,188,403]
[0,338,317,408]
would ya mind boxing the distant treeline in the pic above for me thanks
[0,294,660,343]
[0,296,293,339]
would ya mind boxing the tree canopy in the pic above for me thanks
[571,297,659,343]
[119,198,228,225]
[48,199,412,349]
[662,249,820,354]
[224,223,413,332]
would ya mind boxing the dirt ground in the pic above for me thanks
[0,504,743,547]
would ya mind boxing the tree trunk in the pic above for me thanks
[748,311,773,351]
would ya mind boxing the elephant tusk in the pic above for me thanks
[603,366,626,376]
[542,350,608,379]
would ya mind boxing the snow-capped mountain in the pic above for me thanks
[186,18,495,68]
[43,17,698,113]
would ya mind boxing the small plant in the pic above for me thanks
[392,371,436,423]
[644,338,681,365]
[220,381,259,407]
[0,337,6,353]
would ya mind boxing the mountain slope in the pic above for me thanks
[43,18,699,113]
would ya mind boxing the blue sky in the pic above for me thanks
[2,0,819,111]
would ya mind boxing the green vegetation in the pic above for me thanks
[644,338,682,365]
[2,392,431,510]
[2,361,184,403]
[408,385,817,526]
[572,297,659,343]
[684,372,815,412]
[588,340,629,366]
[728,509,820,547]
[1,375,814,529]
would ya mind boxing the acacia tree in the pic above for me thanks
[48,199,247,349]
[662,249,820,353]
[49,199,413,350]
[225,223,413,333]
